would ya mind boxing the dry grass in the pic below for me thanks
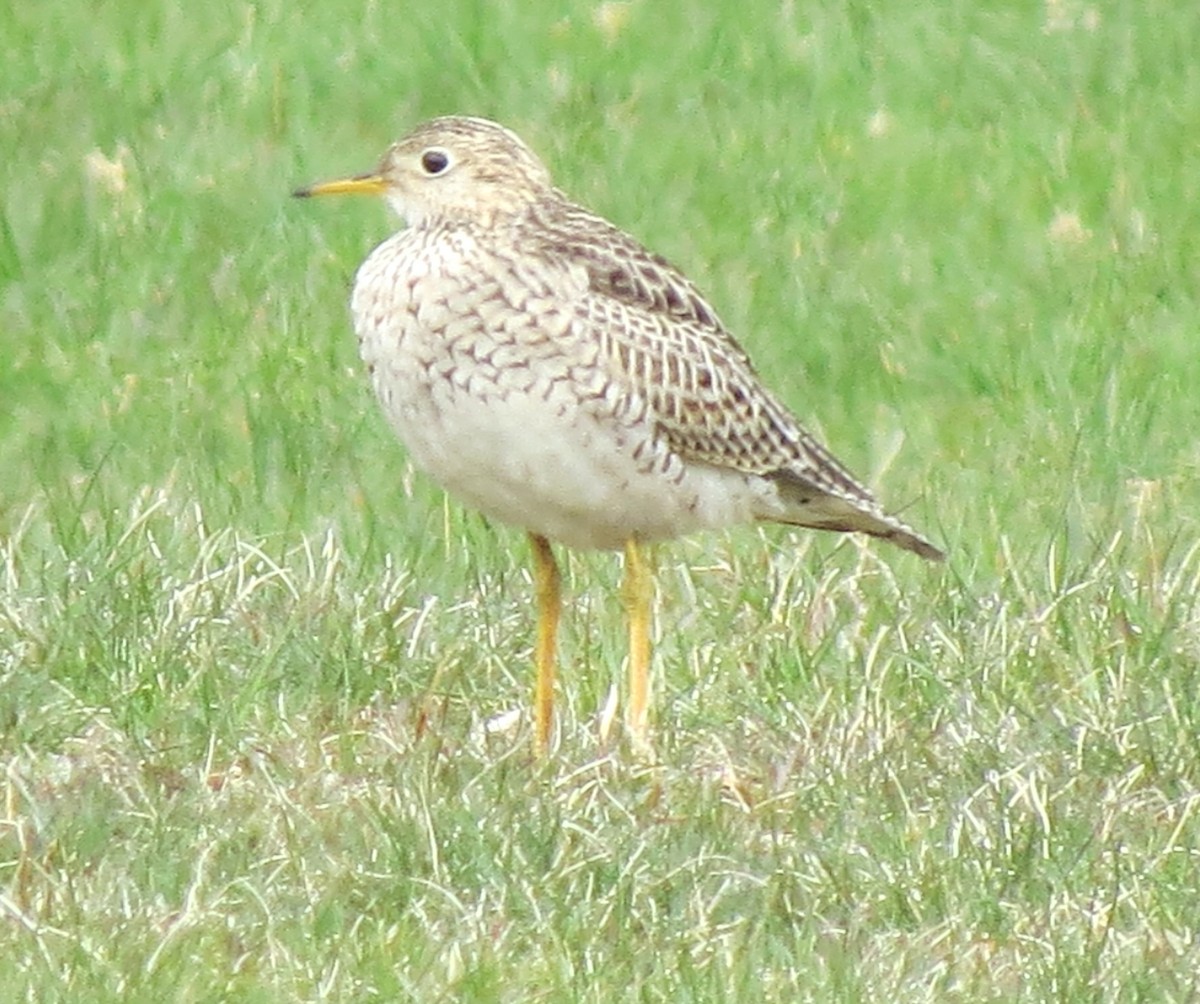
[3,485,1199,999]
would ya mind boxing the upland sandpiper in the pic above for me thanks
[295,115,944,753]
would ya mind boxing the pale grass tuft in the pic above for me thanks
[1043,0,1100,33]
[866,108,894,138]
[82,143,143,227]
[83,146,130,196]
[1047,208,1091,245]
[592,2,634,43]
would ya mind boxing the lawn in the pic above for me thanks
[2,0,1199,1000]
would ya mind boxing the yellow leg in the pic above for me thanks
[623,538,653,749]
[529,533,561,755]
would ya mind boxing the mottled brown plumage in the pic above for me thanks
[296,115,943,751]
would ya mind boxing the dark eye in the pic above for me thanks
[420,149,450,175]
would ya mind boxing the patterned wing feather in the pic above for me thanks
[521,197,945,561]
[527,202,871,491]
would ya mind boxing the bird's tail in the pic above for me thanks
[766,468,945,561]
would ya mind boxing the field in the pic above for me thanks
[3,1,1199,1000]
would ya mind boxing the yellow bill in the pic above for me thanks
[292,173,388,199]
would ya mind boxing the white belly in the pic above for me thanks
[373,355,764,549]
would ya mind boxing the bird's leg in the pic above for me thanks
[623,538,653,749]
[529,533,561,755]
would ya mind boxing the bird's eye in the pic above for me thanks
[420,149,451,175]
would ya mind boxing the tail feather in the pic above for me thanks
[766,468,945,562]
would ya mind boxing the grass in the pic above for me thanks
[3,0,1200,999]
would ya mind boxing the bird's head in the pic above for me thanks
[293,115,554,227]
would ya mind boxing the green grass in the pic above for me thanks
[3,0,1199,999]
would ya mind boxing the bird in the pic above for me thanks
[294,115,943,754]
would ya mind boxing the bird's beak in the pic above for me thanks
[292,173,388,199]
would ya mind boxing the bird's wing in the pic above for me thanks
[524,202,867,487]
[521,200,944,561]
